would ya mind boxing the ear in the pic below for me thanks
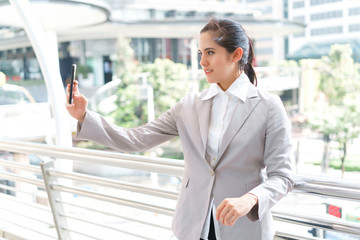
[232,47,243,63]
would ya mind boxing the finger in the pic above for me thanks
[229,212,240,226]
[65,101,74,108]
[220,205,231,225]
[224,209,236,226]
[73,80,80,94]
[66,84,70,95]
[216,200,227,220]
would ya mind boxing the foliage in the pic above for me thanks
[76,140,108,150]
[318,44,360,105]
[77,64,93,78]
[107,83,148,128]
[98,37,189,158]
[309,152,360,172]
[111,35,139,85]
[306,44,360,176]
[105,38,190,129]
[140,58,189,116]
[267,60,299,67]
[198,76,209,92]
[102,35,145,128]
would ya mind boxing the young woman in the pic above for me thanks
[66,18,294,240]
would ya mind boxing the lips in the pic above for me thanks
[204,69,213,75]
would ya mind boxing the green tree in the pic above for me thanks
[108,84,148,128]
[112,35,139,85]
[105,35,147,128]
[307,44,360,177]
[140,58,189,117]
[319,44,360,105]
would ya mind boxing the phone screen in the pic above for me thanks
[68,64,76,104]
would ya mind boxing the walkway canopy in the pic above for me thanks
[0,0,305,49]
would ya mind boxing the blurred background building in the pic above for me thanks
[1,1,360,239]
[0,0,303,88]
[287,0,360,61]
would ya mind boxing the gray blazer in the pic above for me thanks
[77,83,294,240]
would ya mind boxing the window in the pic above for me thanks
[293,16,306,37]
[349,24,360,32]
[293,1,305,9]
[349,7,360,16]
[255,47,273,55]
[310,0,341,6]
[310,10,342,21]
[311,26,343,36]
[246,0,266,2]
[257,37,273,42]
[294,16,305,23]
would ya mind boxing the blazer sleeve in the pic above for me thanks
[76,100,182,153]
[248,95,294,221]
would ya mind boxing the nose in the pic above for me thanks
[199,55,208,68]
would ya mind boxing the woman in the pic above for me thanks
[66,18,294,240]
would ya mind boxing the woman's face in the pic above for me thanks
[198,31,241,91]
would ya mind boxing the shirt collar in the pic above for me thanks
[200,83,221,100]
[200,73,250,102]
[227,73,250,102]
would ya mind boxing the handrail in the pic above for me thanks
[0,171,44,187]
[0,183,47,200]
[0,159,42,173]
[1,138,360,240]
[0,207,53,226]
[0,193,56,239]
[295,173,360,190]
[47,168,179,200]
[0,139,184,176]
[293,183,360,201]
[59,213,156,240]
[51,183,175,216]
[0,191,51,212]
[3,139,359,202]
[57,199,172,230]
[272,209,360,236]
[275,232,323,240]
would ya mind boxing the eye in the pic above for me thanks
[198,51,202,57]
[208,51,214,56]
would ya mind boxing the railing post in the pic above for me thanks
[41,161,71,240]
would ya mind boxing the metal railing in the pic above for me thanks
[0,139,359,240]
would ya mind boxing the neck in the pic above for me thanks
[218,71,242,91]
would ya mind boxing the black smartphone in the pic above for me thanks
[68,64,76,104]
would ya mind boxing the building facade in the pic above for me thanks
[288,0,360,60]
[0,0,301,89]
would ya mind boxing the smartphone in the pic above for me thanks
[68,64,76,104]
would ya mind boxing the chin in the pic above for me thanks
[207,80,218,85]
[206,77,216,84]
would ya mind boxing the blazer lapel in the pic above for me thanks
[196,97,212,159]
[216,86,261,164]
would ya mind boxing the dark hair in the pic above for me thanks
[200,18,257,86]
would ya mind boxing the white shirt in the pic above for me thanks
[199,73,250,239]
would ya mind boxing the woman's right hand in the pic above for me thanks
[65,80,88,122]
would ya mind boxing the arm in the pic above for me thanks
[65,79,182,153]
[216,95,294,225]
[76,103,181,153]
[247,95,294,221]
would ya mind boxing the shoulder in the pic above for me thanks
[256,87,282,107]
[168,90,207,115]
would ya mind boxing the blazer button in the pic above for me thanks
[209,170,215,176]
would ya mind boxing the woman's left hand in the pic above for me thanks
[216,193,258,226]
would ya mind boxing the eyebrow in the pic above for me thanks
[198,47,216,52]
